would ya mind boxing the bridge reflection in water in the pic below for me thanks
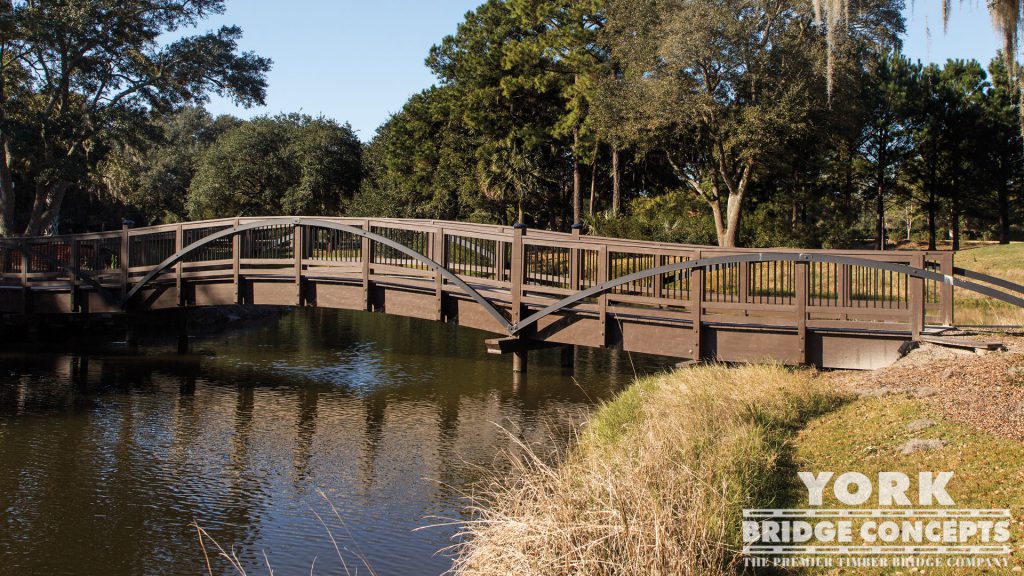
[0,308,671,575]
[2,216,1023,370]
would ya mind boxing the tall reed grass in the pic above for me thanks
[449,364,847,576]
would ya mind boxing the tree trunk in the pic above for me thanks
[997,180,1010,244]
[722,192,743,248]
[25,181,68,236]
[572,127,581,227]
[951,194,961,251]
[611,147,621,216]
[0,137,15,237]
[588,159,597,216]
[709,199,726,246]
[926,148,938,250]
[927,189,937,251]
[876,171,885,251]
[950,147,962,251]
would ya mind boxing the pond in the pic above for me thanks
[0,308,673,575]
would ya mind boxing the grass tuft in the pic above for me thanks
[449,363,848,576]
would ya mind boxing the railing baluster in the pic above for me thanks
[796,260,808,363]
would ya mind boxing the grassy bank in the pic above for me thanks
[794,395,1024,574]
[454,357,1024,575]
[452,364,846,575]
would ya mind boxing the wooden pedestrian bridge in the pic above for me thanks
[2,216,1023,370]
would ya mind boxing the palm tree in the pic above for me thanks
[478,142,546,225]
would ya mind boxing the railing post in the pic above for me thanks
[795,259,808,364]
[909,254,925,340]
[496,238,507,284]
[120,223,130,299]
[433,226,445,321]
[175,224,184,306]
[511,225,526,373]
[596,245,609,346]
[509,224,528,373]
[653,254,664,301]
[20,239,30,313]
[233,219,242,304]
[294,221,304,306]
[361,219,372,311]
[939,251,954,326]
[569,227,580,291]
[511,226,525,326]
[690,250,703,361]
[69,239,80,312]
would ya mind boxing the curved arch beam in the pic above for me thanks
[2,241,120,306]
[512,252,1024,335]
[123,218,514,333]
[954,266,1024,297]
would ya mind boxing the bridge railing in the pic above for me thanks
[0,217,976,339]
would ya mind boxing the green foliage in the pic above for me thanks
[0,0,271,235]
[590,189,718,245]
[350,87,479,220]
[187,115,361,219]
[2,0,1018,252]
[99,107,239,225]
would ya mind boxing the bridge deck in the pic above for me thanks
[0,216,1019,370]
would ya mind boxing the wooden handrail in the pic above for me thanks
[11,216,1024,342]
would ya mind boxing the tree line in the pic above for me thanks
[1,0,1021,251]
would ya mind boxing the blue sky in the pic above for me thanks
[197,1,1004,141]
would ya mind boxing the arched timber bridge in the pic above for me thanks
[2,216,1022,370]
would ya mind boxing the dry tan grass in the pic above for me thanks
[951,243,1024,326]
[449,364,847,576]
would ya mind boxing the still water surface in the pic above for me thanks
[0,308,672,575]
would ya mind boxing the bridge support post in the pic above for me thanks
[177,332,191,355]
[433,226,445,322]
[511,225,526,373]
[362,219,373,311]
[175,224,185,306]
[72,356,89,392]
[294,222,304,306]
[512,349,528,373]
[120,223,130,300]
[233,219,242,304]
[124,324,139,350]
[560,345,575,374]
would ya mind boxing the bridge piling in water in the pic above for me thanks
[3,216,1023,370]
[512,349,528,373]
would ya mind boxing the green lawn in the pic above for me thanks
[794,395,1024,574]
